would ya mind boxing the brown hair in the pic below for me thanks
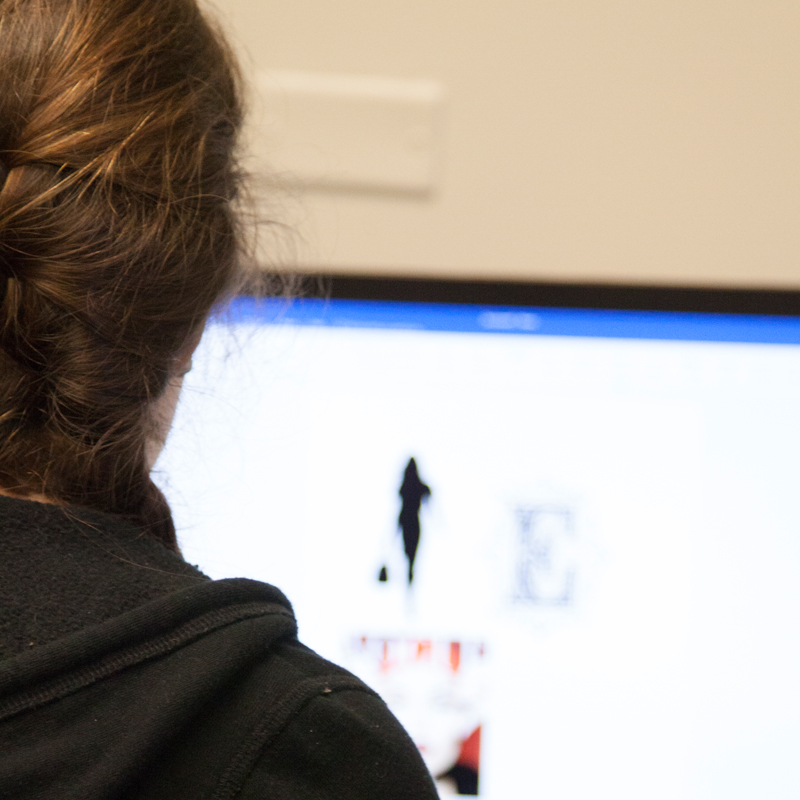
[0,0,247,550]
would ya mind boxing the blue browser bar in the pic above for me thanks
[219,296,800,346]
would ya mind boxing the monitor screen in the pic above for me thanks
[156,283,800,800]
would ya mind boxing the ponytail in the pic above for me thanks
[0,0,247,549]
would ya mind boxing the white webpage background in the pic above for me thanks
[155,320,800,800]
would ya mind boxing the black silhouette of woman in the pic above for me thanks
[398,458,431,585]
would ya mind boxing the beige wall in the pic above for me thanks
[211,0,800,288]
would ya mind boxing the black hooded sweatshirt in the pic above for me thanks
[0,496,438,799]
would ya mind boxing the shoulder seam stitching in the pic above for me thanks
[212,676,379,800]
[0,603,293,721]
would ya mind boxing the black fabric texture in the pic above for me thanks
[0,496,438,799]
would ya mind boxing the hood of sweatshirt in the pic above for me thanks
[0,497,298,799]
[0,496,439,800]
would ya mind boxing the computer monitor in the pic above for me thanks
[156,277,800,799]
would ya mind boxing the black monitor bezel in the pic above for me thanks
[314,274,800,316]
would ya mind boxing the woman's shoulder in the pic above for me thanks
[0,495,436,798]
[142,588,439,799]
[225,637,440,800]
[0,566,436,799]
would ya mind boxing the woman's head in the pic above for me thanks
[0,0,247,549]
